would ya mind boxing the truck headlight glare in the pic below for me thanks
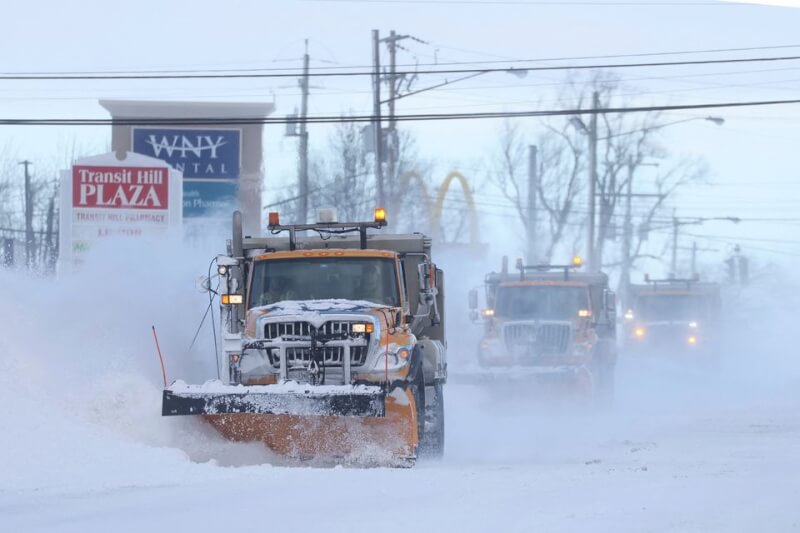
[221,294,243,305]
[352,323,375,334]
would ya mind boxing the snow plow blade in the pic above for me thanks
[162,382,386,418]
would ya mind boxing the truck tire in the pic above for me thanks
[408,347,426,454]
[420,382,445,459]
[410,372,426,453]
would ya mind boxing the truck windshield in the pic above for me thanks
[249,257,400,308]
[636,294,710,321]
[495,285,589,320]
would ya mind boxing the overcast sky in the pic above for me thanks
[2,0,800,275]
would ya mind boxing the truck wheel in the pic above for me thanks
[420,382,445,459]
[410,358,426,455]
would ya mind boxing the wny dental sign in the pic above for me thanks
[59,151,182,272]
[132,128,240,179]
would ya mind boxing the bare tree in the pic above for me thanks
[310,121,375,222]
[490,72,708,271]
[0,138,101,271]
[490,119,585,262]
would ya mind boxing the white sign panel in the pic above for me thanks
[59,151,182,271]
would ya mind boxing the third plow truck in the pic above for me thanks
[162,208,447,466]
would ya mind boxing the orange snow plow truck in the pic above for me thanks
[162,209,447,466]
[465,257,618,400]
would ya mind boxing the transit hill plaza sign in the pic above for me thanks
[73,166,169,209]
[59,151,182,271]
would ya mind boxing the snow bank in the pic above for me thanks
[0,236,276,494]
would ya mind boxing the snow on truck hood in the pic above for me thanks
[244,300,400,337]
[251,299,394,317]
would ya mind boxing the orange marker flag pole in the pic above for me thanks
[151,325,168,388]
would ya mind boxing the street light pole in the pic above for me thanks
[527,145,538,263]
[20,160,33,271]
[298,40,310,224]
[588,91,599,271]
[371,29,384,208]
[671,215,740,276]
[671,210,679,276]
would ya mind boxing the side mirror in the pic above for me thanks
[468,288,478,310]
[604,289,616,314]
[417,262,431,291]
[196,275,211,293]
[417,262,437,304]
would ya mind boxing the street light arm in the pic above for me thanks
[599,115,724,141]
[380,70,488,104]
[677,216,741,227]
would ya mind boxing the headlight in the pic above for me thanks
[687,335,698,345]
[689,321,698,329]
[372,344,414,371]
[352,323,375,334]
[634,327,646,339]
[221,293,243,305]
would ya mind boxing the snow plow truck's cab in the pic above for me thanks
[467,257,617,399]
[163,209,447,466]
[623,276,721,358]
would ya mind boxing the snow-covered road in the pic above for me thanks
[3,248,800,533]
[2,363,799,533]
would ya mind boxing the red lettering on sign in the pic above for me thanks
[72,166,168,210]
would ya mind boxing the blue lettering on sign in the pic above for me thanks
[133,128,241,179]
[183,181,239,218]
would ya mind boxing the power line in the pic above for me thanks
[7,44,800,76]
[4,97,800,126]
[4,54,800,80]
[307,0,747,5]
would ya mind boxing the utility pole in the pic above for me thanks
[527,145,538,263]
[672,216,739,278]
[587,91,599,272]
[620,159,661,300]
[621,160,634,300]
[44,189,56,272]
[371,29,385,208]
[297,40,310,224]
[679,242,718,279]
[20,160,33,271]
[381,30,411,216]
[671,209,679,277]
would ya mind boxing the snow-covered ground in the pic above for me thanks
[2,242,799,532]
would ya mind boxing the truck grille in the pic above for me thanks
[503,323,572,356]
[263,320,371,369]
[267,346,369,368]
[264,320,360,340]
